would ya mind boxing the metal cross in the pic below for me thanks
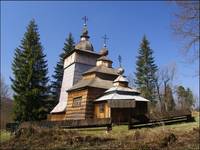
[82,16,88,26]
[118,55,122,67]
[102,34,109,47]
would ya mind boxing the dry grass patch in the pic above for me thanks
[1,111,199,149]
[0,130,11,143]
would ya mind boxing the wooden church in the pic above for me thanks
[48,18,149,123]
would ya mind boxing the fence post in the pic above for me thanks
[128,118,133,130]
[107,124,112,132]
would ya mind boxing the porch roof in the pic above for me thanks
[94,93,149,102]
[106,86,140,94]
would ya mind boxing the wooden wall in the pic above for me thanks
[94,102,110,119]
[87,88,106,118]
[65,87,106,120]
[47,113,65,121]
[65,89,88,120]
[111,108,132,123]
[135,101,148,115]
[82,73,96,80]
[96,72,118,81]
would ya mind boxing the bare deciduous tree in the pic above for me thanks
[160,62,177,88]
[155,62,177,112]
[127,73,135,88]
[1,76,11,98]
[171,1,199,63]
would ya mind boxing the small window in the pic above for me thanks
[73,97,82,107]
[99,103,104,113]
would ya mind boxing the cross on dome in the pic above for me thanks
[102,34,109,48]
[118,55,122,67]
[80,16,89,39]
[82,16,88,26]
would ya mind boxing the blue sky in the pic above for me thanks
[1,1,199,99]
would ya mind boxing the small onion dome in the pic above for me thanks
[99,47,108,56]
[117,67,124,75]
[81,26,89,38]
[113,67,128,87]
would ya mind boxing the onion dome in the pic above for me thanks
[75,40,94,51]
[97,43,112,68]
[113,67,128,87]
[99,34,109,56]
[99,47,108,56]
[75,21,94,51]
[81,26,89,38]
[117,67,124,75]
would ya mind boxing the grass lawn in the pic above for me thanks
[78,111,199,138]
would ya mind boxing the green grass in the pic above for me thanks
[0,130,11,143]
[78,113,199,138]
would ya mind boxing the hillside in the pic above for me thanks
[1,112,199,150]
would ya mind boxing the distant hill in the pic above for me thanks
[0,97,13,129]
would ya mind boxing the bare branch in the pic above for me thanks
[171,1,200,63]
[0,75,11,98]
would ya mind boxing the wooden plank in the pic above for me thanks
[108,99,135,108]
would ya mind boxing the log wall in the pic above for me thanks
[65,87,106,120]
[65,89,88,120]
[87,88,106,118]
[94,102,110,119]
[47,113,65,121]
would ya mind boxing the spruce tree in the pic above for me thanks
[176,86,195,110]
[50,33,75,108]
[11,20,49,121]
[185,88,195,109]
[176,86,186,109]
[135,36,158,105]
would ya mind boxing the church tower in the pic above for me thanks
[51,17,100,114]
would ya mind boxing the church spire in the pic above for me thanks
[81,16,89,39]
[75,16,94,51]
[99,34,109,56]
[82,16,88,26]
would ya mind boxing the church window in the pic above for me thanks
[73,97,82,107]
[99,103,104,113]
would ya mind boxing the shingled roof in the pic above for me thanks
[63,48,100,59]
[82,66,118,76]
[106,86,140,94]
[94,67,149,106]
[67,77,113,92]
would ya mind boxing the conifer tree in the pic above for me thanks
[185,88,195,109]
[11,20,49,121]
[176,86,195,110]
[50,33,75,108]
[135,36,158,105]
